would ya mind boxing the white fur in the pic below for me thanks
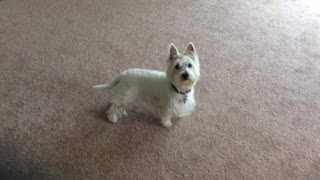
[93,42,200,128]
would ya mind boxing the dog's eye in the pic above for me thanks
[175,64,180,70]
[188,63,192,68]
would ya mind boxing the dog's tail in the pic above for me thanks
[93,76,120,90]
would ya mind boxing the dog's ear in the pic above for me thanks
[186,42,196,55]
[169,43,179,61]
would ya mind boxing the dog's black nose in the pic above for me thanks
[182,72,189,80]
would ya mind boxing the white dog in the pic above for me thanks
[93,42,200,128]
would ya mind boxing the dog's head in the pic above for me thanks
[166,42,200,88]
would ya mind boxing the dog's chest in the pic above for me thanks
[170,95,196,117]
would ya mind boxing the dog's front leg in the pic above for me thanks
[160,113,172,128]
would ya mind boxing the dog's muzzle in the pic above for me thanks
[181,72,189,80]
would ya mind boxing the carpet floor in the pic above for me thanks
[1,0,320,179]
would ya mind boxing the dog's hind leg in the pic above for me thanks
[107,103,128,123]
[107,104,120,123]
[107,91,135,123]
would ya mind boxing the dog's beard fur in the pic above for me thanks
[93,42,200,128]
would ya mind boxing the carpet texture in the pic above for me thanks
[1,0,320,179]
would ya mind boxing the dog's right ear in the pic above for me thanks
[168,43,179,61]
[186,42,196,55]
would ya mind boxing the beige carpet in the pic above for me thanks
[1,0,320,179]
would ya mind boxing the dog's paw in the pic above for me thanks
[120,110,128,118]
[108,113,118,123]
[109,117,118,123]
[161,119,172,128]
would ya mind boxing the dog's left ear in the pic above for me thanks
[186,42,196,55]
[169,43,179,61]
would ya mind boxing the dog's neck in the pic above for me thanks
[170,83,192,95]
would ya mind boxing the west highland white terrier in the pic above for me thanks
[93,42,200,128]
